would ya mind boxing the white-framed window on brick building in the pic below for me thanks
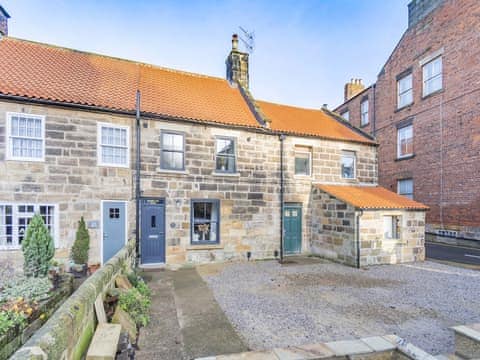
[341,151,356,179]
[398,178,414,199]
[6,112,45,162]
[97,123,129,167]
[397,73,413,108]
[360,99,369,126]
[422,56,442,96]
[160,131,185,171]
[0,203,58,250]
[383,215,400,240]
[191,199,219,245]
[397,124,413,158]
[341,110,349,122]
[294,146,312,176]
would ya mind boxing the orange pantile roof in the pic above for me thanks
[0,37,260,128]
[315,184,429,210]
[256,100,375,144]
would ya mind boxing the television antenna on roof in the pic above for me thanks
[239,26,255,54]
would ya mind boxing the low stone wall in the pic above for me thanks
[11,238,136,360]
[452,323,480,359]
[0,275,73,360]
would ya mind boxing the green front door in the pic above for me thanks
[283,204,302,255]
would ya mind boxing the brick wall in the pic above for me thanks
[335,86,375,135]
[335,0,480,239]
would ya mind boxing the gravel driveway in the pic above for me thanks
[200,258,480,355]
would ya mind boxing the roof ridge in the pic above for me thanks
[5,36,227,82]
[257,99,324,112]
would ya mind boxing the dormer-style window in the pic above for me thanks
[6,113,45,162]
[423,56,442,96]
[360,99,369,126]
[397,73,413,108]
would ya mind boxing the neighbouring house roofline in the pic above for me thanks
[322,108,377,144]
[0,94,378,146]
[334,84,374,112]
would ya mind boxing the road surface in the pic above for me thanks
[426,241,480,266]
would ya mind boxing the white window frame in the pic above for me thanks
[97,122,130,168]
[397,124,414,158]
[360,100,369,126]
[0,203,59,250]
[294,149,312,177]
[341,151,356,179]
[397,73,413,108]
[383,215,401,240]
[422,56,443,97]
[397,179,414,199]
[6,112,45,162]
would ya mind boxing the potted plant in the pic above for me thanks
[70,217,90,278]
[88,262,101,275]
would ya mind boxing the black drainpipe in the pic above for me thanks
[279,134,286,263]
[355,209,363,268]
[135,90,141,266]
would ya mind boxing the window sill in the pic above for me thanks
[187,244,223,250]
[360,122,370,128]
[294,174,312,179]
[394,102,414,113]
[98,163,129,169]
[422,88,444,100]
[395,154,415,162]
[156,168,189,175]
[212,171,240,177]
[383,238,407,245]
[6,157,45,163]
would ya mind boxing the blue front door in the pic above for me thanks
[141,199,166,264]
[102,201,126,264]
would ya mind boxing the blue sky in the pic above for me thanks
[2,0,410,109]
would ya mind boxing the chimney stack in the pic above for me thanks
[0,5,10,37]
[226,33,249,89]
[344,78,365,101]
[408,0,445,28]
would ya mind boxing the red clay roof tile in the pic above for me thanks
[315,184,429,210]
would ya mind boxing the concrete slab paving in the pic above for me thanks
[136,268,247,360]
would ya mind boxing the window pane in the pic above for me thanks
[163,133,183,151]
[162,151,184,170]
[398,179,413,199]
[192,201,219,244]
[423,57,442,95]
[216,138,234,155]
[341,152,355,179]
[384,216,393,239]
[295,154,310,175]
[398,125,413,157]
[216,156,235,172]
[342,111,349,121]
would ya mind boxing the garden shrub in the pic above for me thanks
[0,310,26,336]
[0,277,52,303]
[118,287,151,327]
[71,217,90,265]
[22,214,55,277]
[135,279,151,299]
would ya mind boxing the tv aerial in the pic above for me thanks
[239,26,255,54]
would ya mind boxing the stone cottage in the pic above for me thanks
[0,11,428,268]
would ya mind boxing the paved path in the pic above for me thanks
[426,241,480,267]
[136,267,247,360]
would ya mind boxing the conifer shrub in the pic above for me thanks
[21,214,55,277]
[70,217,90,265]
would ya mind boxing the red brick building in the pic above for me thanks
[335,0,480,240]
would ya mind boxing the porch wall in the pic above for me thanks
[309,187,357,266]
[359,210,426,266]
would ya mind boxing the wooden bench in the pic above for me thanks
[86,323,121,360]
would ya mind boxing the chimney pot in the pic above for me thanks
[232,33,239,51]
